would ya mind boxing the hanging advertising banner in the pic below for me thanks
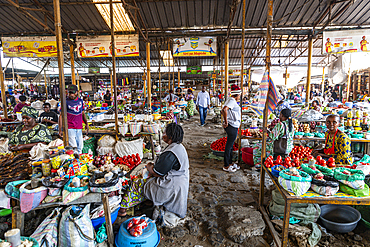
[1,36,57,57]
[323,29,370,54]
[76,34,139,58]
[173,37,217,57]
[186,66,202,74]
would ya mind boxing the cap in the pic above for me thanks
[67,84,78,93]
[19,95,27,101]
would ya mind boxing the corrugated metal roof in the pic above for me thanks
[2,0,369,69]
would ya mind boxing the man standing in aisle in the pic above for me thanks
[58,84,89,154]
[196,86,210,126]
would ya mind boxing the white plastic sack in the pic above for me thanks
[29,139,64,160]
[97,135,116,147]
[356,164,370,176]
[115,138,143,159]
[0,138,9,153]
[97,146,115,156]
[298,109,324,122]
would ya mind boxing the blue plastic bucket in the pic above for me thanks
[91,207,120,230]
[115,217,160,247]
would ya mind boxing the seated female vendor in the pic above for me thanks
[120,123,189,219]
[9,106,52,152]
[310,100,321,112]
[312,114,353,165]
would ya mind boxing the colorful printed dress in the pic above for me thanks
[252,120,294,165]
[324,131,353,165]
[185,94,195,117]
[9,124,52,145]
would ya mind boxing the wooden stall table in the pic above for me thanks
[11,192,116,247]
[258,165,370,247]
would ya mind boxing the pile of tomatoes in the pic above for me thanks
[241,129,252,136]
[113,153,141,170]
[289,146,312,160]
[264,155,300,168]
[210,137,238,152]
[315,155,335,168]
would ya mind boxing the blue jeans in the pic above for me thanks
[224,124,238,167]
[198,106,208,125]
[68,129,83,154]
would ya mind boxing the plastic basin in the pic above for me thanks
[320,205,361,233]
[91,207,119,231]
[115,217,160,247]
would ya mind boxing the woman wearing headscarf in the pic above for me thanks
[9,106,52,152]
[269,108,295,159]
[119,123,189,218]
[185,89,195,118]
[253,109,295,165]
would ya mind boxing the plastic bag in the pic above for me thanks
[340,183,370,197]
[279,169,312,196]
[62,176,89,204]
[126,215,152,237]
[58,204,96,247]
[301,164,334,177]
[334,167,365,189]
[31,208,61,247]
[97,146,115,156]
[310,175,339,196]
[42,176,69,188]
[5,180,29,199]
[89,172,119,187]
[20,181,48,213]
[97,135,116,147]
[115,138,143,159]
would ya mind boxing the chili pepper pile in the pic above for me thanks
[289,146,312,160]
[127,216,149,237]
[210,137,238,152]
[113,153,141,170]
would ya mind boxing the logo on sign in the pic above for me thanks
[190,42,198,49]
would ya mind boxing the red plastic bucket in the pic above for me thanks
[242,147,254,166]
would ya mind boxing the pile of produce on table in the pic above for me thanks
[268,119,280,130]
[0,153,31,187]
[210,137,238,152]
[264,155,300,168]
[289,146,312,161]
[93,153,142,173]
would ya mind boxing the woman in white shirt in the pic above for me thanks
[221,84,242,172]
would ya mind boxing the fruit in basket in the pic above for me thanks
[303,123,310,133]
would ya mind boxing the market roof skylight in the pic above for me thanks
[93,0,135,32]
[160,50,174,67]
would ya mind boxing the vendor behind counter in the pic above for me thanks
[312,114,353,165]
[39,103,59,126]
[9,106,52,152]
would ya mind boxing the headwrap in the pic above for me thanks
[230,84,241,95]
[21,106,39,119]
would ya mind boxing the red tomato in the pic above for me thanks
[317,156,322,163]
[320,160,327,167]
[328,157,335,163]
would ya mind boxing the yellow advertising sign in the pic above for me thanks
[76,34,139,58]
[1,36,57,58]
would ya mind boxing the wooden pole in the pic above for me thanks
[306,37,313,106]
[143,70,146,100]
[178,68,180,88]
[70,44,76,85]
[44,70,48,99]
[285,67,288,86]
[213,68,216,96]
[168,40,171,91]
[247,67,251,95]
[259,0,272,211]
[110,0,119,140]
[0,56,7,118]
[102,194,114,247]
[221,43,224,93]
[238,0,246,165]
[346,67,351,102]
[172,64,175,91]
[225,40,229,99]
[109,68,113,94]
[158,44,162,113]
[53,0,68,146]
[76,70,80,92]
[146,42,151,111]
[321,67,325,96]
